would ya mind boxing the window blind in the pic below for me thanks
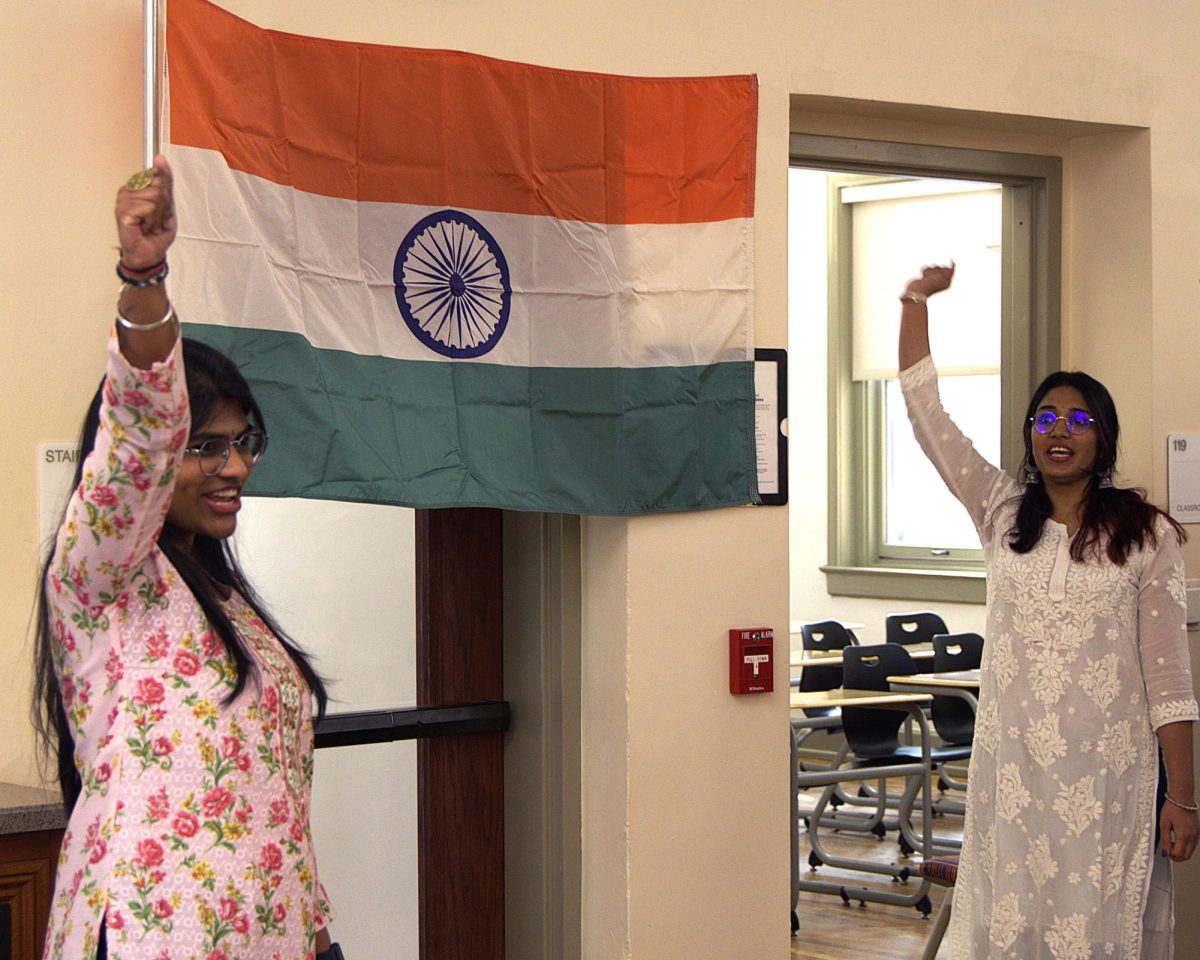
[847,180,1002,380]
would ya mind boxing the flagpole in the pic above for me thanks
[143,0,159,166]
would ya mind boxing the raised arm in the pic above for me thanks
[115,156,179,367]
[47,162,188,654]
[898,263,955,372]
[896,263,1016,539]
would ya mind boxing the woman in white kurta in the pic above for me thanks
[898,264,1199,959]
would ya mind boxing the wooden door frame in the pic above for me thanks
[415,508,505,959]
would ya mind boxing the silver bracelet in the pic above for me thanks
[899,290,929,305]
[115,301,178,334]
[1165,793,1200,813]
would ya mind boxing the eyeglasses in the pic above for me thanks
[184,431,269,476]
[1029,410,1095,435]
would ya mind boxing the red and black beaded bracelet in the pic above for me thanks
[117,259,169,287]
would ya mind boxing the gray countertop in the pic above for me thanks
[0,781,66,835]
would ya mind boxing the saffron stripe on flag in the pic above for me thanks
[167,0,756,225]
[185,324,756,515]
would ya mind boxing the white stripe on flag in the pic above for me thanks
[170,145,753,369]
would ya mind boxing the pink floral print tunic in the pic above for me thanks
[43,334,332,960]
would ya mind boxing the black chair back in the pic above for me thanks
[800,620,857,652]
[932,633,983,672]
[930,633,983,745]
[886,611,948,646]
[840,644,917,758]
[797,621,856,718]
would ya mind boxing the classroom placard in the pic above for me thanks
[1167,434,1200,523]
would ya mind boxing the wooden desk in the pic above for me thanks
[791,688,934,710]
[888,671,980,712]
[889,671,978,799]
[888,670,979,689]
[790,689,936,917]
[790,643,936,669]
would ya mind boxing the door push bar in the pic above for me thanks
[314,701,511,749]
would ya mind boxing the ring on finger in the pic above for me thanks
[125,168,155,191]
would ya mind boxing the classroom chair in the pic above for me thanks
[843,644,970,843]
[796,620,857,717]
[886,610,949,646]
[930,632,983,746]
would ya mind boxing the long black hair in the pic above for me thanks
[1008,369,1184,563]
[33,338,328,813]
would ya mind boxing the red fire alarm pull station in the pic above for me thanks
[729,627,774,695]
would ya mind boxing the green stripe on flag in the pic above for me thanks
[187,324,759,515]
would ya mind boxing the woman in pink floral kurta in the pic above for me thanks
[35,158,339,960]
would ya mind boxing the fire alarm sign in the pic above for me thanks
[729,627,774,695]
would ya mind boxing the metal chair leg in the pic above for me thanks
[920,886,953,960]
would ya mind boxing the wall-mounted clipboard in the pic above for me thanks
[754,348,787,506]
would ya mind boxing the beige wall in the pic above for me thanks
[3,2,149,787]
[8,0,1200,957]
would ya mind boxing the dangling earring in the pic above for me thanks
[1023,454,1040,486]
[1096,468,1113,489]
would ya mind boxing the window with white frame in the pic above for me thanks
[788,136,1061,604]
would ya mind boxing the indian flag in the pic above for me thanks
[165,0,758,514]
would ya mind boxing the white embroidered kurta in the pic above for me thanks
[901,356,1198,959]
